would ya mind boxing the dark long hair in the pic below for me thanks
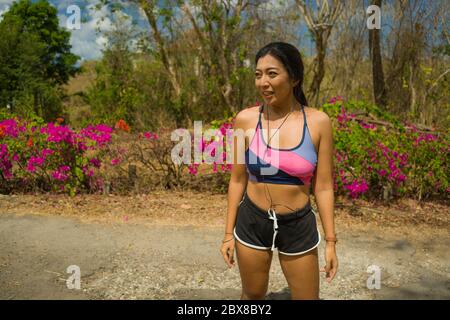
[255,42,308,106]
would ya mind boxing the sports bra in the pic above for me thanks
[245,104,318,186]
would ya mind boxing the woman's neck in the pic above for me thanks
[266,97,299,118]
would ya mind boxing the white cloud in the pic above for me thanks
[95,35,108,48]
[1,0,143,61]
[0,0,14,5]
[62,1,115,61]
[0,1,11,22]
[67,1,140,61]
[0,5,9,22]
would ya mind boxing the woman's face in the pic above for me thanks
[255,54,297,107]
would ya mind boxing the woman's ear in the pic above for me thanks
[292,79,300,87]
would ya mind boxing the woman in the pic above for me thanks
[220,42,338,300]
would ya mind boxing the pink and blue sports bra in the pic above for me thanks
[245,104,318,186]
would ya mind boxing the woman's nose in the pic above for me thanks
[258,75,271,86]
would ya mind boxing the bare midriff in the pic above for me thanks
[246,180,311,214]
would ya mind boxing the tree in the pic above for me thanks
[181,0,254,113]
[0,0,80,119]
[327,0,366,99]
[295,0,343,107]
[86,13,140,126]
[0,19,45,113]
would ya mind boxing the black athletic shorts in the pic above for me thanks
[233,194,321,255]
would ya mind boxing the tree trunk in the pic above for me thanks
[139,0,182,98]
[369,0,387,109]
[309,33,327,107]
[295,0,343,107]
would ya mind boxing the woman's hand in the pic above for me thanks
[220,236,236,268]
[320,242,338,283]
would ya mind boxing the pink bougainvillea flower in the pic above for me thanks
[143,132,158,140]
[188,164,199,175]
[0,144,13,178]
[0,119,19,138]
[345,179,369,198]
[79,124,113,147]
[51,170,69,181]
[89,158,101,168]
[41,123,75,144]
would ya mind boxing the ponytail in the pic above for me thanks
[294,83,308,106]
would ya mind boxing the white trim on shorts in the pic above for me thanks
[233,227,272,251]
[234,205,322,254]
[277,227,322,256]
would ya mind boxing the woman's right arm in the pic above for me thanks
[221,111,249,268]
[224,111,249,235]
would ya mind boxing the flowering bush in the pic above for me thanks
[323,98,449,200]
[0,113,129,196]
[1,99,448,200]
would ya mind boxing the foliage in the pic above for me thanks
[0,0,80,121]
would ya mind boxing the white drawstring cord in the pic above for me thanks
[267,208,278,251]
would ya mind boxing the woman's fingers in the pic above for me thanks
[228,247,235,267]
[320,259,338,282]
[328,267,337,282]
[326,263,337,282]
[220,244,235,268]
[220,247,229,266]
[330,259,338,281]
[320,262,331,274]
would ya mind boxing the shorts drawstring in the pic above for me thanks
[267,208,278,251]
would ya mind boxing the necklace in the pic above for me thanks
[262,101,298,214]
[264,102,295,153]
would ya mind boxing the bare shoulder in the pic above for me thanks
[234,106,260,130]
[305,107,330,123]
[304,107,332,138]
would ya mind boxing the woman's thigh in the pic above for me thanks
[235,241,273,299]
[278,248,320,300]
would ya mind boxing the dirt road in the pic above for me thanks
[0,192,448,300]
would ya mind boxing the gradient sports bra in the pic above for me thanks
[245,104,318,186]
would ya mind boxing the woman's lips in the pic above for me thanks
[263,91,274,98]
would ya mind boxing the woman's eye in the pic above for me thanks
[255,73,276,78]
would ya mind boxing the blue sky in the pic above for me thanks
[0,0,148,61]
[1,1,445,62]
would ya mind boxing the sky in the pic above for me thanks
[0,0,149,61]
[0,0,445,62]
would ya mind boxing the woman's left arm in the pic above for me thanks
[312,111,338,283]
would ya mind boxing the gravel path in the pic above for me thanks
[0,212,448,300]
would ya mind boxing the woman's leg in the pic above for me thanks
[278,248,320,300]
[235,241,273,300]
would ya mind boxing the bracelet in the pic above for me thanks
[225,232,233,235]
[325,236,338,243]
[222,237,234,243]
